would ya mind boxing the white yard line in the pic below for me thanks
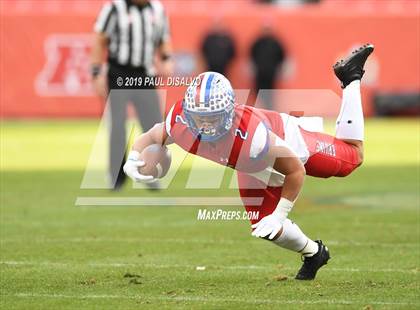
[1,293,417,306]
[1,260,417,274]
[0,237,417,248]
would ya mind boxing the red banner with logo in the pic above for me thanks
[1,0,419,118]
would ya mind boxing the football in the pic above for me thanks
[139,144,172,179]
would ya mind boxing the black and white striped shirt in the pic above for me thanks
[94,0,170,75]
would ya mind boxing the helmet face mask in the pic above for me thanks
[184,107,234,141]
[183,72,235,142]
[191,112,221,137]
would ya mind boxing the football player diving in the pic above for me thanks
[123,44,374,280]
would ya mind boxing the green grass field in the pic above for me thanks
[0,119,419,309]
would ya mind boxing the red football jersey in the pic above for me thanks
[165,100,284,173]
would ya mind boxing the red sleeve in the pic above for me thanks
[228,106,271,173]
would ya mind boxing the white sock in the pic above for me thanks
[335,80,364,141]
[272,219,318,257]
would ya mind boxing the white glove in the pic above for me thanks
[123,150,157,183]
[251,198,294,240]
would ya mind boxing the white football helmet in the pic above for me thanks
[183,72,235,141]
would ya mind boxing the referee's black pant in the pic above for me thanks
[107,62,162,189]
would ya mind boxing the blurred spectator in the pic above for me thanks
[91,0,173,190]
[250,25,286,110]
[200,21,236,76]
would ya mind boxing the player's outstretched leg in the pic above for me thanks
[271,219,330,280]
[333,44,374,162]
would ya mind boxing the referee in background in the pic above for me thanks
[91,0,173,190]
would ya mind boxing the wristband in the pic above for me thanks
[127,150,141,161]
[91,64,102,79]
[273,198,294,220]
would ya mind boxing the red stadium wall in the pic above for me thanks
[1,0,419,118]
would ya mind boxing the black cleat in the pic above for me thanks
[333,44,374,88]
[295,240,330,280]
